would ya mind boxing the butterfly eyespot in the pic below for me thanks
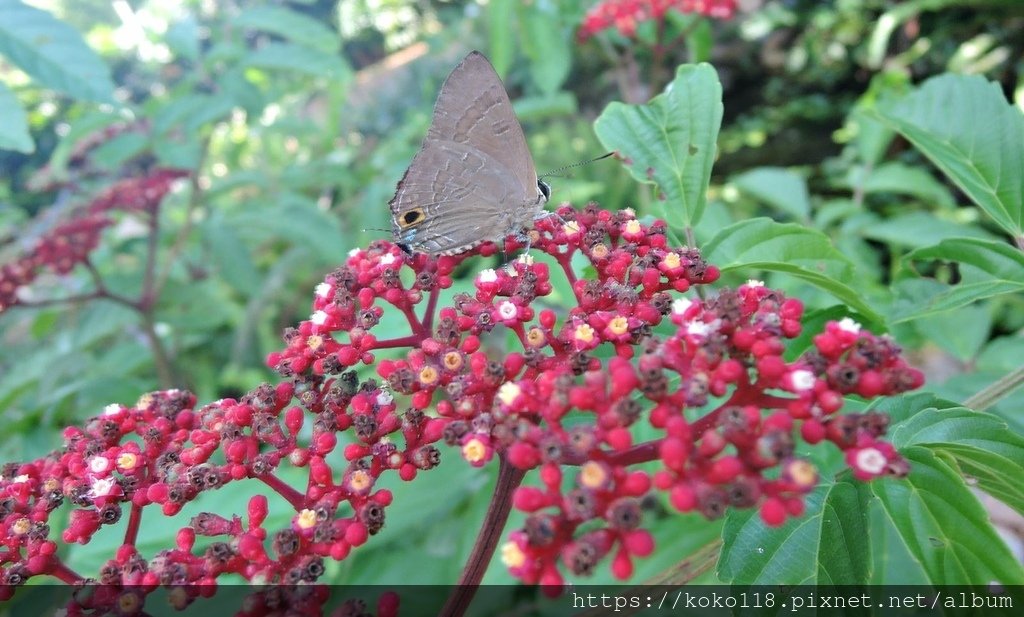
[399,209,425,228]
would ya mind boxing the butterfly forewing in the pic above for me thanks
[425,52,540,196]
[389,51,547,255]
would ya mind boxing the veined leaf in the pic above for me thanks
[595,64,723,229]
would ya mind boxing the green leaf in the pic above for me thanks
[0,0,115,103]
[0,80,33,152]
[244,42,350,80]
[594,63,723,229]
[702,218,882,322]
[862,211,996,249]
[889,405,1024,515]
[871,446,1024,584]
[719,482,870,584]
[890,237,1024,322]
[487,0,514,78]
[872,73,1024,238]
[914,304,991,362]
[519,1,570,95]
[846,161,955,209]
[731,167,811,221]
[234,6,339,53]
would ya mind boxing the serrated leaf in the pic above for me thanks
[594,63,723,228]
[0,80,33,152]
[890,237,1024,322]
[234,6,339,53]
[872,73,1024,238]
[731,167,811,221]
[702,218,881,321]
[871,446,1024,584]
[0,0,115,103]
[245,42,350,80]
[719,482,870,584]
[887,405,1024,515]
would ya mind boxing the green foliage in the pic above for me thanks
[1,0,1023,596]
[594,64,723,229]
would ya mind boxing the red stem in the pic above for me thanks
[48,559,82,584]
[440,456,526,617]
[258,473,305,509]
[123,503,144,546]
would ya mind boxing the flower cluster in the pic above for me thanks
[0,169,187,312]
[579,0,738,41]
[0,204,922,612]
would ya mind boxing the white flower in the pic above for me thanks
[855,448,887,475]
[745,279,765,288]
[315,282,332,298]
[103,403,124,416]
[89,477,117,498]
[380,253,396,265]
[497,301,518,321]
[672,298,693,315]
[789,369,815,392]
[348,248,361,257]
[517,253,534,266]
[838,317,862,334]
[88,456,112,474]
[376,390,394,406]
[478,269,498,284]
[310,310,328,326]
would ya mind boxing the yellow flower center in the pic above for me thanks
[501,541,526,568]
[526,327,546,348]
[443,351,464,371]
[117,452,139,471]
[579,461,609,489]
[462,437,488,464]
[590,243,609,259]
[419,366,439,386]
[574,324,596,344]
[296,508,318,530]
[624,219,642,234]
[348,469,373,492]
[787,460,818,487]
[608,316,629,336]
[662,252,681,269]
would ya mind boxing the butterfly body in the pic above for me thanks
[389,51,548,256]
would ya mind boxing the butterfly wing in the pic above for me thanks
[389,140,528,255]
[389,51,545,255]
[425,51,540,197]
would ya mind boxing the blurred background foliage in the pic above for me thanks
[1,0,1023,587]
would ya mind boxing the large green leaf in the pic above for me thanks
[890,237,1024,322]
[871,446,1024,584]
[594,64,723,229]
[719,481,870,584]
[0,80,33,152]
[731,167,811,221]
[234,6,339,53]
[872,73,1024,238]
[702,218,881,321]
[886,403,1024,516]
[0,0,115,103]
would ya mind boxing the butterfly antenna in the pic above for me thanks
[363,227,391,234]
[539,151,615,182]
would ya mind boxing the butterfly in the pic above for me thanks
[389,51,550,256]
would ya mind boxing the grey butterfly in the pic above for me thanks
[389,51,550,256]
